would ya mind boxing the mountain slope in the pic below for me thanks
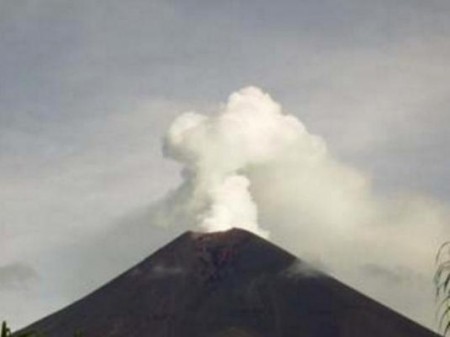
[18,228,440,337]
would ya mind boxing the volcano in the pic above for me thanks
[18,228,439,337]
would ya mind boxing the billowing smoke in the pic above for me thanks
[157,86,449,327]
[162,87,326,238]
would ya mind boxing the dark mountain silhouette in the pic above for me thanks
[18,228,440,337]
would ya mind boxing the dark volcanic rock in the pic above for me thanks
[18,228,439,337]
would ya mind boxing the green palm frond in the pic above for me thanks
[435,241,450,336]
[445,319,450,337]
[439,305,450,332]
[436,242,450,263]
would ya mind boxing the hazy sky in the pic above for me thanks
[1,0,450,330]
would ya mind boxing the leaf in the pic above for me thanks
[439,305,450,332]
[444,318,450,337]
[437,299,446,322]
[444,274,450,294]
[436,242,450,264]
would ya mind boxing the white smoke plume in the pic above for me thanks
[158,86,449,327]
[163,87,327,237]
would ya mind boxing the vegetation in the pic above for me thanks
[435,241,450,336]
[1,322,11,337]
[1,321,82,337]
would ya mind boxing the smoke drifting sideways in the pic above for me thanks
[156,86,449,326]
[159,86,450,247]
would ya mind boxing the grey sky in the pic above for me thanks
[1,0,450,330]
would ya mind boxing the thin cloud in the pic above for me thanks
[0,263,38,290]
